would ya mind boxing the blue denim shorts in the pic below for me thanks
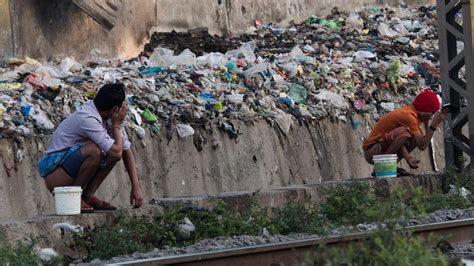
[38,144,84,178]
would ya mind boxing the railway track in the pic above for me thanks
[108,218,474,266]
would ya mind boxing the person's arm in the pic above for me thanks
[413,128,435,151]
[413,109,449,150]
[107,103,126,161]
[401,145,420,169]
[122,149,143,208]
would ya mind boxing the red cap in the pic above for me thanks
[412,89,440,113]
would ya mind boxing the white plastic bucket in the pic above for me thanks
[53,186,82,215]
[373,154,398,178]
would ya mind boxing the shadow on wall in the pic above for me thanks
[28,0,81,48]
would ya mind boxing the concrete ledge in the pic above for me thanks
[150,174,442,212]
[1,175,441,245]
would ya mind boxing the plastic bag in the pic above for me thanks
[278,93,295,108]
[353,51,376,61]
[225,94,244,104]
[132,124,146,139]
[449,185,472,199]
[60,57,82,73]
[304,15,318,25]
[286,47,316,64]
[243,63,270,79]
[378,23,398,38]
[197,52,227,68]
[149,48,196,67]
[315,90,349,110]
[149,47,174,65]
[170,49,196,66]
[225,41,256,63]
[176,124,195,138]
[199,92,217,104]
[399,63,415,77]
[319,19,340,30]
[274,110,293,135]
[140,66,163,76]
[347,12,363,29]
[386,58,401,94]
[281,63,298,78]
[29,107,55,130]
[129,106,142,125]
[34,65,67,79]
[24,73,61,90]
[142,108,157,124]
[380,102,396,111]
[400,20,423,32]
[288,83,307,103]
[302,44,315,53]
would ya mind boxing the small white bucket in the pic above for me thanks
[53,186,82,215]
[373,154,398,178]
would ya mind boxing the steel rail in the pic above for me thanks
[108,218,474,266]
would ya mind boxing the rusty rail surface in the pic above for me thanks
[108,218,474,266]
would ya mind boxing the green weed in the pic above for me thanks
[271,202,325,235]
[323,231,448,266]
[0,241,60,266]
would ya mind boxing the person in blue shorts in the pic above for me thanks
[38,83,143,213]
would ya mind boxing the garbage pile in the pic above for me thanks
[0,5,441,146]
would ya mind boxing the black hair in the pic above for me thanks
[93,83,126,111]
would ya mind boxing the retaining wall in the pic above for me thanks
[0,115,445,220]
[0,0,435,60]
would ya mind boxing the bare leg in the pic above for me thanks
[82,156,119,200]
[364,137,410,164]
[384,137,409,155]
[364,143,382,164]
[73,143,102,189]
[44,167,74,192]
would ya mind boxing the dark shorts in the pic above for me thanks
[38,145,84,179]
[61,147,84,178]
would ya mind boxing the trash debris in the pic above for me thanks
[52,222,84,234]
[36,248,59,262]
[0,5,440,149]
[448,185,472,199]
[175,217,195,241]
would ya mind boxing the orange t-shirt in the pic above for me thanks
[362,105,422,150]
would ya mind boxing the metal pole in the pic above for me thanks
[438,0,471,169]
[465,0,474,168]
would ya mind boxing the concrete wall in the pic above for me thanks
[0,116,445,220]
[0,0,12,61]
[1,0,435,60]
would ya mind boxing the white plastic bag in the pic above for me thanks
[347,12,363,29]
[34,65,67,79]
[353,51,376,62]
[60,57,82,73]
[243,63,270,79]
[315,90,350,110]
[149,47,174,66]
[171,49,196,66]
[197,52,227,68]
[29,107,55,130]
[225,41,256,63]
[177,124,195,138]
[274,110,293,135]
[378,23,398,38]
[149,48,197,67]
[225,94,245,103]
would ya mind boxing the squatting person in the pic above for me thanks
[38,83,143,213]
[362,89,449,175]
